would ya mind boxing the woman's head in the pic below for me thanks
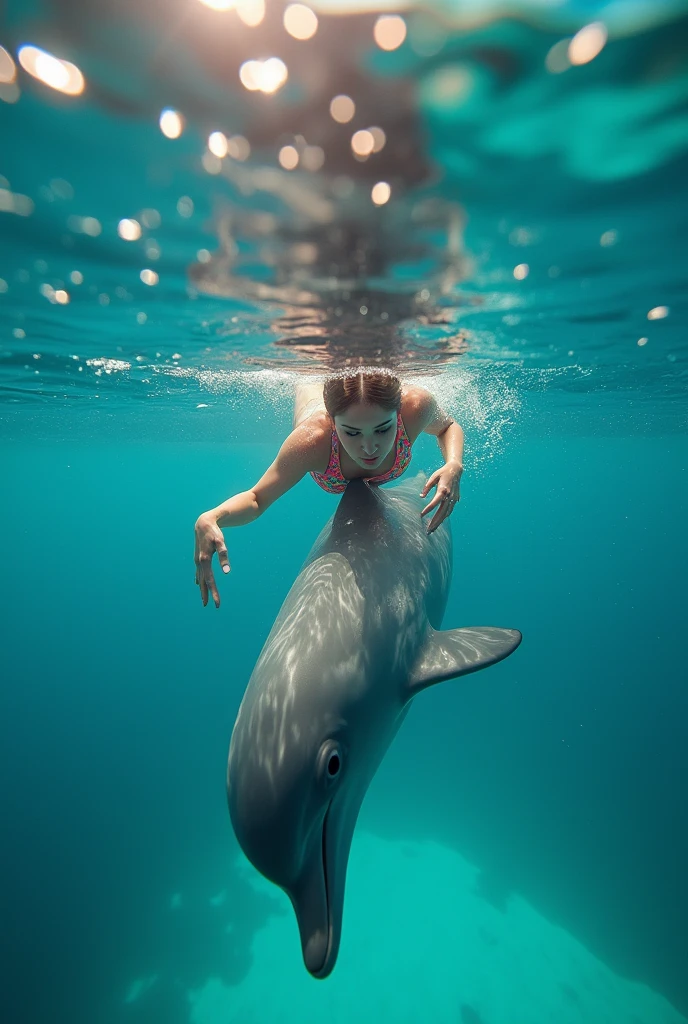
[323,371,402,471]
[323,371,401,419]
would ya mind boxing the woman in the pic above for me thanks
[194,371,464,608]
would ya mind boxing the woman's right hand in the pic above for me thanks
[194,512,230,608]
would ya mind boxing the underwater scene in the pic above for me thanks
[1,0,687,1022]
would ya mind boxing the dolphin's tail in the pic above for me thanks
[406,626,522,697]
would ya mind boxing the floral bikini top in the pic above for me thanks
[310,410,412,494]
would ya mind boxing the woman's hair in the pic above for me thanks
[323,371,401,418]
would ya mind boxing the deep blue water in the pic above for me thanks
[1,2,687,1023]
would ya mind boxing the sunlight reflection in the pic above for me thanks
[0,81,20,103]
[78,216,101,235]
[117,218,142,241]
[202,152,223,174]
[239,57,288,94]
[371,181,391,206]
[408,13,446,57]
[17,45,85,95]
[198,0,234,10]
[0,188,34,216]
[568,22,607,65]
[39,283,69,304]
[159,108,184,138]
[369,126,386,153]
[284,4,318,41]
[302,145,325,171]
[177,196,194,217]
[140,208,160,229]
[236,0,265,27]
[278,144,299,170]
[351,129,375,157]
[374,14,407,51]
[423,65,473,108]
[0,45,16,82]
[208,131,228,157]
[330,94,355,123]
[227,134,251,160]
[545,39,571,74]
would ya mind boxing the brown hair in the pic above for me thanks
[323,371,401,419]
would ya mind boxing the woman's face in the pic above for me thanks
[334,401,397,470]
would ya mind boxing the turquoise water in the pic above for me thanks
[1,1,687,1022]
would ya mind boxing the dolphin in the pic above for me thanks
[226,472,521,978]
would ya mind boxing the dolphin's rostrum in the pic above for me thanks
[227,472,521,978]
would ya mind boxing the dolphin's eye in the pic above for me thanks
[317,740,344,785]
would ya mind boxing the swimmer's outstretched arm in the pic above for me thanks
[411,390,464,534]
[194,424,319,608]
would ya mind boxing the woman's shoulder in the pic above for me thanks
[400,385,435,436]
[289,409,333,474]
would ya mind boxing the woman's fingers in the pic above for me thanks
[421,464,463,522]
[421,484,451,518]
[426,492,459,534]
[198,554,221,608]
[420,495,441,517]
[217,542,231,574]
[194,520,228,607]
[195,552,212,606]
[419,472,439,498]
[427,506,448,533]
[206,568,221,608]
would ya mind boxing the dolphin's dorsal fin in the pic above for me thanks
[407,627,522,697]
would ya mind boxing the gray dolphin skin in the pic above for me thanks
[227,472,521,979]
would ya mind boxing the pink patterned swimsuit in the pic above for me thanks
[310,410,412,494]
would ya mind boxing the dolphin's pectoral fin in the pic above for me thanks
[407,627,522,697]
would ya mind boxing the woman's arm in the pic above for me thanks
[205,428,314,527]
[427,413,464,472]
[194,421,326,607]
[405,387,464,533]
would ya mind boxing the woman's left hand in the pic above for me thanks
[420,462,463,534]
